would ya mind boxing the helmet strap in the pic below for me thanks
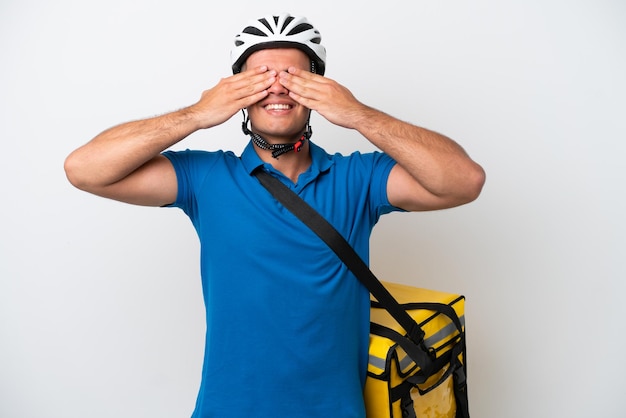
[241,109,312,159]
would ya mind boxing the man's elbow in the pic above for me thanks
[461,163,486,204]
[64,151,97,192]
[64,153,82,188]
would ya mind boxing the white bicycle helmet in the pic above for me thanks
[231,13,326,75]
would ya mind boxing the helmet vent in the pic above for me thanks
[287,23,314,36]
[258,18,274,33]
[242,26,268,37]
[243,26,267,37]
[280,16,295,32]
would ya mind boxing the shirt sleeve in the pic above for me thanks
[161,149,223,220]
[368,151,406,219]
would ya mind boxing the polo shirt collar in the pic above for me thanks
[240,140,334,178]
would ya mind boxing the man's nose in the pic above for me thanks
[267,75,289,95]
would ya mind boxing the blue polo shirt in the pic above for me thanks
[163,141,400,418]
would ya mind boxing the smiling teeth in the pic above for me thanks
[265,104,291,110]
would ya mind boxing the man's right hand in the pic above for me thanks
[190,66,277,129]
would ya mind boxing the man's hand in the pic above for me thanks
[191,66,278,129]
[277,67,368,129]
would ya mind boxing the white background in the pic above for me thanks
[1,1,625,417]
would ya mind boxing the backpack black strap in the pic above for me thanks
[254,169,426,346]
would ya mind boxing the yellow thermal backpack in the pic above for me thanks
[365,281,468,418]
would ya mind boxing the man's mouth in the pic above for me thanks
[264,103,292,111]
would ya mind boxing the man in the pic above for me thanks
[65,13,484,418]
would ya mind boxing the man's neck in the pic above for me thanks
[254,141,312,184]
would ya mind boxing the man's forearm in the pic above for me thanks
[64,106,200,190]
[355,107,484,202]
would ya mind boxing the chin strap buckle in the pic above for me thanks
[294,137,304,153]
